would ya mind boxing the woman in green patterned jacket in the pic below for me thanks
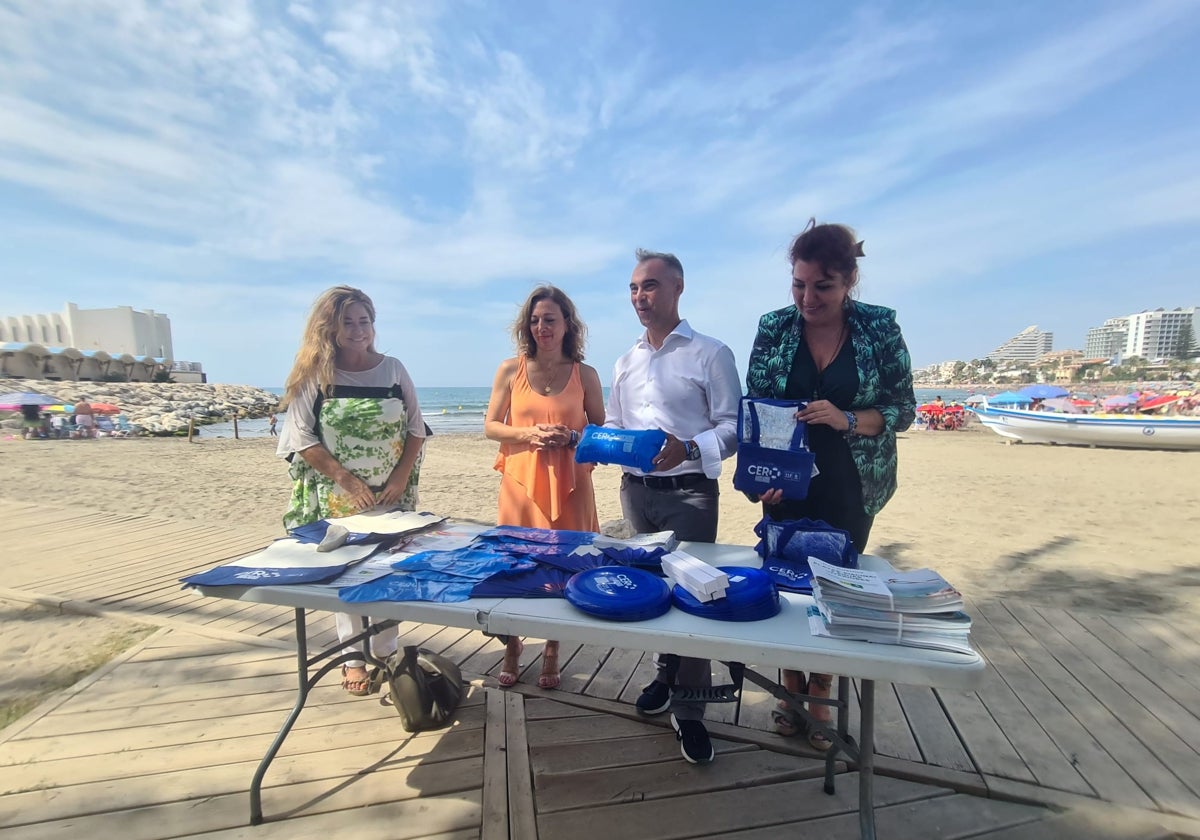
[277,285,427,696]
[746,220,915,748]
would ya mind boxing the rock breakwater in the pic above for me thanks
[0,378,280,436]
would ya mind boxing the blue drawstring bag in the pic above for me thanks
[754,517,858,593]
[733,398,816,500]
[574,425,666,472]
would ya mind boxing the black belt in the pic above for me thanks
[625,472,710,490]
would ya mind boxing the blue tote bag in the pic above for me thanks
[732,397,816,499]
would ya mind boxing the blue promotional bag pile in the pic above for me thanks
[754,516,858,593]
[732,397,816,500]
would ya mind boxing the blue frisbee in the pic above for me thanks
[565,566,672,622]
[672,566,782,621]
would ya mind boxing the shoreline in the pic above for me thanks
[4,427,1198,619]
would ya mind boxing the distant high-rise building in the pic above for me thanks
[987,325,1053,362]
[1084,317,1128,360]
[1121,308,1195,360]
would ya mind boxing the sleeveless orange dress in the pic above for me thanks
[494,357,598,530]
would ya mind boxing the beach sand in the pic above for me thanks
[3,426,1198,617]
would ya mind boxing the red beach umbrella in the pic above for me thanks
[1139,395,1179,411]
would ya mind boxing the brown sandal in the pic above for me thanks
[537,641,560,690]
[341,664,371,697]
[806,673,834,751]
[498,638,523,687]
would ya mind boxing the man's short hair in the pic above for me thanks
[635,248,684,280]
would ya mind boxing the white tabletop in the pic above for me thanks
[196,541,985,690]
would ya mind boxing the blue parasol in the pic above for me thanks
[0,391,62,406]
[987,391,1033,406]
[1019,384,1069,399]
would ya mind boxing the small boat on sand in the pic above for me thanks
[969,405,1200,451]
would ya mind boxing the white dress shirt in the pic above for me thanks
[606,319,741,479]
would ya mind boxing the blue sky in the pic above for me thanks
[1,1,1198,387]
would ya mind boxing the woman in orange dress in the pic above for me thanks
[484,285,605,689]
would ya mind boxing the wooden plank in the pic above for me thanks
[975,599,1159,807]
[530,732,757,775]
[934,687,1036,783]
[535,748,829,813]
[859,680,923,763]
[6,786,482,840]
[584,645,642,700]
[523,713,664,748]
[702,791,1039,840]
[536,773,940,840]
[1057,609,1200,748]
[505,692,536,840]
[0,708,485,792]
[964,596,1093,794]
[999,601,1200,813]
[0,731,486,829]
[972,808,1175,840]
[894,683,975,772]
[480,689,508,840]
[523,698,598,721]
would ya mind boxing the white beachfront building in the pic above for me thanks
[0,302,206,382]
[987,326,1053,363]
[1083,307,1197,362]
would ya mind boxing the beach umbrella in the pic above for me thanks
[918,403,944,413]
[1042,397,1083,413]
[963,394,988,405]
[1019,384,1069,399]
[1102,394,1137,409]
[90,402,121,414]
[0,391,61,406]
[1139,395,1179,411]
[987,391,1032,406]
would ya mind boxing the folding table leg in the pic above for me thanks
[250,608,310,825]
[858,679,877,840]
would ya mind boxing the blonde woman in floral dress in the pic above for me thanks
[277,285,427,696]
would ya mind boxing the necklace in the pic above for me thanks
[530,358,567,394]
[806,320,848,374]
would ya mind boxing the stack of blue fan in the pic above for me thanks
[671,566,782,621]
[564,566,673,622]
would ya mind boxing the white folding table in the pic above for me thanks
[195,541,985,839]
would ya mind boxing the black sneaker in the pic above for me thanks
[670,714,714,764]
[635,680,671,716]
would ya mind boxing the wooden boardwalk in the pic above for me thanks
[1,500,1198,839]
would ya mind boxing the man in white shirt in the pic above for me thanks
[606,249,741,764]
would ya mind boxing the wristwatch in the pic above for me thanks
[684,440,701,460]
[843,411,858,437]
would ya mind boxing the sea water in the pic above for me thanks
[201,386,977,439]
[201,386,493,439]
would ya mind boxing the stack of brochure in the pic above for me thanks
[806,557,974,655]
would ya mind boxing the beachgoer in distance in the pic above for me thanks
[268,412,278,436]
[20,404,41,439]
[484,285,605,691]
[74,399,96,439]
[746,219,915,750]
[606,248,741,764]
[276,285,427,696]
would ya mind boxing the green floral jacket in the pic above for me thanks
[746,301,915,515]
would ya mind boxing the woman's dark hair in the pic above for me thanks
[788,218,864,282]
